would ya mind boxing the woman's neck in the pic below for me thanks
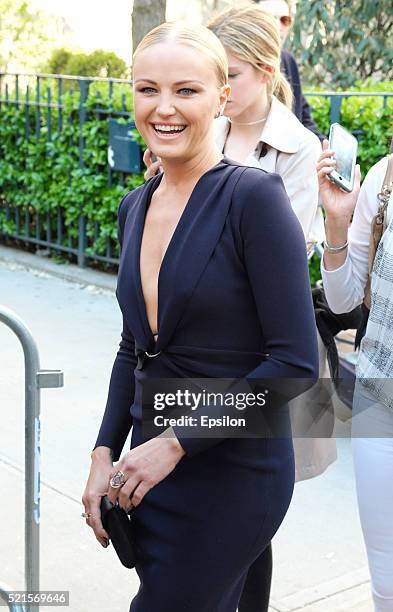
[227,92,271,133]
[159,147,223,190]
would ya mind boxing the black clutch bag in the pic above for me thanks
[100,495,137,569]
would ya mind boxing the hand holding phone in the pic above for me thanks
[327,123,358,193]
[317,139,361,222]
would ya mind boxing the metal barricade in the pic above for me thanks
[0,306,64,612]
[0,583,23,612]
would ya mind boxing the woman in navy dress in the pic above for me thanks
[82,22,318,612]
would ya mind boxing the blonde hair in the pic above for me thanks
[208,4,293,109]
[133,22,228,88]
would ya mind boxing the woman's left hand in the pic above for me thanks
[317,139,361,222]
[107,433,186,511]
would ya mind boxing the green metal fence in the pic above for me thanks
[305,90,393,124]
[0,72,392,270]
[0,72,137,268]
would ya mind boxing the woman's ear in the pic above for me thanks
[258,65,274,84]
[218,83,231,114]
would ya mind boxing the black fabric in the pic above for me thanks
[93,159,318,611]
[238,544,272,612]
[312,286,362,384]
[281,49,325,143]
[354,303,370,350]
[100,495,136,568]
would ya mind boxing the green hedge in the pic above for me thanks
[0,85,143,263]
[0,80,392,280]
[306,80,393,176]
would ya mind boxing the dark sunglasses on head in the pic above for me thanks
[278,15,292,26]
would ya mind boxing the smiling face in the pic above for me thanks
[133,41,229,162]
[225,50,271,119]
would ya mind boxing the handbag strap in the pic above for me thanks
[364,154,393,308]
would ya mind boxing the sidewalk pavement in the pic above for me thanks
[0,244,374,612]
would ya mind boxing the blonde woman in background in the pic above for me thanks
[145,6,336,612]
[254,0,324,141]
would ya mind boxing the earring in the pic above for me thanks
[214,108,222,119]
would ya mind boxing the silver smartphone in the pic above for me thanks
[328,123,358,193]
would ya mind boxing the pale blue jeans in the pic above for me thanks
[352,379,393,612]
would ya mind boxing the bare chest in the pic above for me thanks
[139,190,189,336]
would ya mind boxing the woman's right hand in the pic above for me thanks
[81,448,113,548]
[143,148,162,181]
[317,139,361,222]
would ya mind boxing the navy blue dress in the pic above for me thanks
[94,158,318,611]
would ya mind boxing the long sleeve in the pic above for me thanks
[321,157,393,314]
[276,129,321,241]
[92,195,137,460]
[173,170,319,456]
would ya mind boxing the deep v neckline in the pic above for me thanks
[136,157,228,349]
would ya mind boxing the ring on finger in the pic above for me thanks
[109,470,126,488]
